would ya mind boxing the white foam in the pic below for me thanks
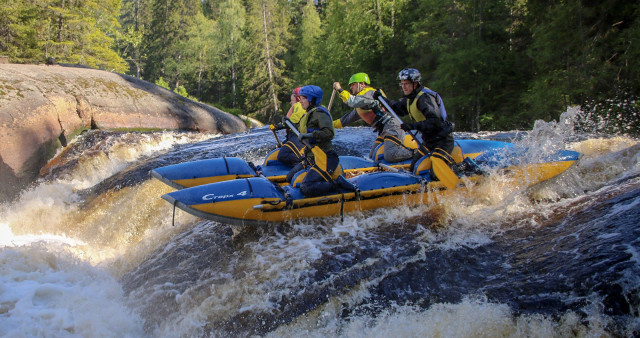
[267,296,609,337]
[0,245,144,337]
[0,223,85,248]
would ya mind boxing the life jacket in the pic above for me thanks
[354,87,378,125]
[287,102,307,124]
[407,88,447,122]
[298,106,333,136]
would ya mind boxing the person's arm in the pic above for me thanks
[333,109,359,128]
[311,111,335,143]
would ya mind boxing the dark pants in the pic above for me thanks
[277,134,305,166]
[299,150,340,197]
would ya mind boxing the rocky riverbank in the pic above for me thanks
[0,63,248,202]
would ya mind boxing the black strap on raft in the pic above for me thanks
[245,178,255,198]
[172,199,177,227]
[339,192,345,223]
[223,157,230,174]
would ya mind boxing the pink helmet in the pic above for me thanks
[292,87,302,102]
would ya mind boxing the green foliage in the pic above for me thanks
[173,85,190,98]
[3,0,639,133]
[240,0,292,123]
[1,0,127,72]
[155,77,169,89]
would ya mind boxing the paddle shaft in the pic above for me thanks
[283,119,328,170]
[377,96,424,149]
[271,128,282,147]
[377,96,459,189]
[327,88,336,112]
[284,119,303,140]
[378,163,399,172]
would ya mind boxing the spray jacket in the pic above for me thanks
[389,85,454,153]
[332,87,384,128]
[286,102,307,124]
[298,104,335,155]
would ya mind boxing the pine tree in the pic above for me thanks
[241,0,291,122]
[119,0,151,77]
[215,0,247,108]
[293,0,322,85]
[142,0,200,83]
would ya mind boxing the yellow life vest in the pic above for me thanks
[298,106,333,134]
[408,90,427,122]
[407,88,446,122]
[288,102,306,124]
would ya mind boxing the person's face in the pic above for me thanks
[349,82,360,95]
[300,96,310,110]
[400,80,415,95]
[290,94,297,105]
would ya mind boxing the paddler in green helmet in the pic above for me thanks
[332,72,413,163]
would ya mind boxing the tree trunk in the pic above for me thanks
[231,31,237,108]
[261,0,279,121]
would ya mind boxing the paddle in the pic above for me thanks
[377,96,460,190]
[283,119,328,172]
[327,88,336,113]
[269,124,283,147]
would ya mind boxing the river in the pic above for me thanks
[1,107,639,337]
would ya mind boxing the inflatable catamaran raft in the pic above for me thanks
[153,139,580,226]
[151,135,514,188]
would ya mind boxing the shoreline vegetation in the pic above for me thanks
[0,0,638,135]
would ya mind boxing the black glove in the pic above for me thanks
[281,116,292,126]
[299,133,313,141]
[400,123,413,132]
[372,90,383,100]
[374,122,384,134]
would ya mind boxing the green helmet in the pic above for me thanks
[348,72,370,85]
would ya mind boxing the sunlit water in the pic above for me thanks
[1,108,639,337]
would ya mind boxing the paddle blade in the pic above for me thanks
[311,146,328,172]
[431,156,459,190]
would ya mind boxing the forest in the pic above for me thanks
[1,0,639,133]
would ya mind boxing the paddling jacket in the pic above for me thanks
[389,85,454,153]
[284,101,307,139]
[286,102,307,124]
[298,104,335,155]
[333,87,386,129]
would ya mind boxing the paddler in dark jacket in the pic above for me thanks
[377,68,454,161]
[332,72,413,163]
[290,85,356,197]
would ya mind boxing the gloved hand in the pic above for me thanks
[281,116,292,126]
[374,122,384,134]
[372,90,383,100]
[270,122,285,131]
[400,123,413,132]
[299,133,313,141]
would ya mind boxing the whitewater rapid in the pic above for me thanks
[1,108,639,337]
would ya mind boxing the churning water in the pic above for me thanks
[1,108,639,337]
